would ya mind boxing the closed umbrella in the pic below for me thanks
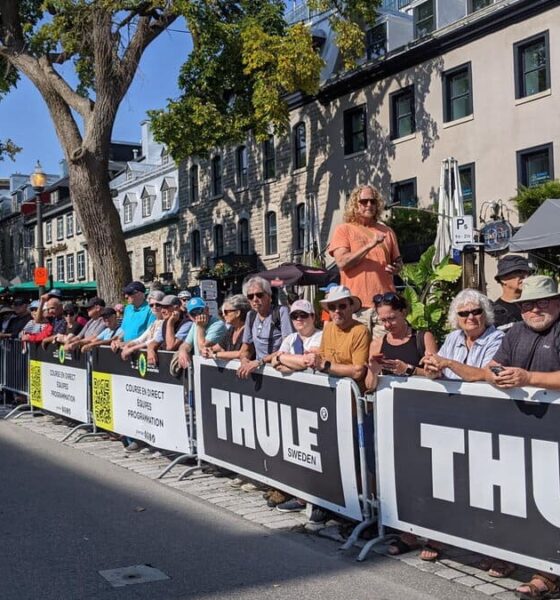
[433,157,464,267]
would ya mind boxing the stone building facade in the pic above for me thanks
[178,0,560,292]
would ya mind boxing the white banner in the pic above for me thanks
[92,347,190,453]
[29,345,89,423]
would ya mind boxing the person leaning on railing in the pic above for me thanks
[120,290,165,360]
[483,275,560,599]
[421,289,504,383]
[0,298,31,339]
[201,294,251,361]
[365,292,438,391]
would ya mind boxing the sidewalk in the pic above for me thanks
[4,407,533,599]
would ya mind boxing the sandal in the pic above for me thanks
[488,560,515,579]
[420,543,442,562]
[386,537,421,556]
[516,573,559,599]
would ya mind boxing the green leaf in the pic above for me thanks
[434,264,462,282]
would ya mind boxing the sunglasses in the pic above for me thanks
[291,311,310,320]
[457,308,484,318]
[63,312,75,316]
[189,308,204,317]
[327,302,349,311]
[521,299,551,312]
[373,292,399,305]
[358,198,377,206]
[222,309,238,315]
[149,303,162,308]
[247,292,266,300]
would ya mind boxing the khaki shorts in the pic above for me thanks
[353,307,386,339]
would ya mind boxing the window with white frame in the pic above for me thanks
[66,254,75,281]
[76,219,82,235]
[46,220,52,244]
[141,188,154,218]
[46,258,53,276]
[161,180,176,211]
[50,190,60,204]
[77,251,86,280]
[56,255,65,281]
[123,196,134,224]
[56,216,64,240]
[66,212,74,237]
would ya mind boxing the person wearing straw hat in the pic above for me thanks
[328,185,402,335]
[485,276,560,600]
[306,285,371,381]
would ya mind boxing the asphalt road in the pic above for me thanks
[0,420,484,600]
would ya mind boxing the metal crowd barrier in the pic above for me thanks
[1,339,30,415]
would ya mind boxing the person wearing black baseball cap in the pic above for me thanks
[81,308,124,352]
[492,255,532,330]
[64,297,107,351]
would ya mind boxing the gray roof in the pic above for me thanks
[509,199,560,252]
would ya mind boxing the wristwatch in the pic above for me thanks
[320,360,331,373]
[257,358,265,368]
[404,364,415,376]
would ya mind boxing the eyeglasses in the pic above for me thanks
[189,308,204,317]
[373,292,399,305]
[327,302,349,311]
[457,308,484,318]
[247,292,266,300]
[358,198,377,206]
[222,309,238,315]
[521,299,551,312]
[291,311,310,320]
[63,312,75,317]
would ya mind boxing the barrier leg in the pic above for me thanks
[340,385,374,553]
[156,454,194,479]
[177,458,203,481]
[60,423,94,442]
[4,403,31,420]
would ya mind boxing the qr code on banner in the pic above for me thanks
[29,360,43,408]
[92,372,114,430]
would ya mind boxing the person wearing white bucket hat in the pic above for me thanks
[306,285,370,381]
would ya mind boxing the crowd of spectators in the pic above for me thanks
[2,184,559,597]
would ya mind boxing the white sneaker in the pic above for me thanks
[229,477,245,488]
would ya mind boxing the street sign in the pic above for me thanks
[481,220,513,253]
[199,279,218,301]
[34,267,49,287]
[452,215,474,246]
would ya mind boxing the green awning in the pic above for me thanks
[2,281,97,294]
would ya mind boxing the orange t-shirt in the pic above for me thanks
[329,222,400,308]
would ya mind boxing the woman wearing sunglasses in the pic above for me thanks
[271,300,322,373]
[422,289,504,382]
[202,294,251,361]
[365,293,437,390]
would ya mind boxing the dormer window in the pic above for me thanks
[161,177,176,211]
[123,194,137,224]
[141,186,155,218]
[161,148,170,166]
[366,23,387,61]
[414,0,435,38]
[126,167,133,182]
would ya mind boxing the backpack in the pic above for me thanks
[247,306,283,355]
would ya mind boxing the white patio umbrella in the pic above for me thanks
[433,157,465,268]
[302,192,322,303]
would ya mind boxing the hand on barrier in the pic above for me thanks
[147,348,158,366]
[303,352,319,369]
[111,339,123,353]
[491,366,530,389]
[177,348,191,369]
[420,353,443,379]
[237,358,260,379]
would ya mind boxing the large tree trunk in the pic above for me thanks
[68,155,131,306]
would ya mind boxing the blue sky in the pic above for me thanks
[0,24,192,178]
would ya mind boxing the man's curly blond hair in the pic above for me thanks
[344,185,385,224]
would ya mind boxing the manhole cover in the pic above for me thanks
[98,564,170,588]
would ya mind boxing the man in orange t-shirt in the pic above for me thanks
[329,185,402,335]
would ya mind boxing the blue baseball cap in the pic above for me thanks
[186,297,206,313]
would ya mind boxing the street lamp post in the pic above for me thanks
[30,161,47,296]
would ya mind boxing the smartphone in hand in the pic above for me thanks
[490,366,505,375]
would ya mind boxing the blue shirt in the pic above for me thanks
[97,326,124,341]
[185,316,226,356]
[120,301,155,343]
[438,326,504,380]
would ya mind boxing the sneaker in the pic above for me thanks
[229,477,245,488]
[150,450,163,459]
[276,498,306,513]
[139,447,152,455]
[308,506,330,524]
[241,481,266,492]
[124,441,141,453]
